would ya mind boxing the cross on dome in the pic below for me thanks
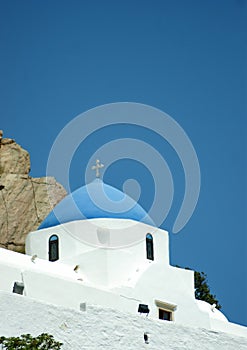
[91,159,104,178]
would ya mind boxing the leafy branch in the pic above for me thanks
[0,333,63,350]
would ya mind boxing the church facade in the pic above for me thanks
[0,176,246,338]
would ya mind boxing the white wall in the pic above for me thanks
[1,247,246,338]
[0,291,246,350]
[26,219,170,287]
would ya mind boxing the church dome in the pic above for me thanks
[39,179,153,229]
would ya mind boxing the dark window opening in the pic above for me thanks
[146,233,154,260]
[49,235,59,262]
[159,308,172,321]
[12,282,24,295]
[138,304,150,314]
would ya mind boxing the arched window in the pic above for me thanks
[49,235,59,262]
[146,233,154,261]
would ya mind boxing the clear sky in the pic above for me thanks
[0,0,246,326]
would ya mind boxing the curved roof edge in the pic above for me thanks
[39,179,154,230]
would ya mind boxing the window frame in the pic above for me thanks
[146,233,154,261]
[155,300,177,322]
[159,308,172,321]
[48,234,59,262]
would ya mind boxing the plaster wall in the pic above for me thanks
[26,219,170,287]
[0,291,246,350]
[0,247,246,338]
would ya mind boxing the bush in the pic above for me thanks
[0,333,63,350]
[176,266,222,310]
[194,271,221,310]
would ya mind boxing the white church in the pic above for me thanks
[0,161,246,339]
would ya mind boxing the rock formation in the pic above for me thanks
[0,131,67,253]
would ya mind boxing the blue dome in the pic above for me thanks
[39,179,153,229]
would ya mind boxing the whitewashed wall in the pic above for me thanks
[1,247,246,338]
[0,291,246,350]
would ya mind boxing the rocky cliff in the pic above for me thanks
[0,131,67,252]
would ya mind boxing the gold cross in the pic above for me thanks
[91,159,104,178]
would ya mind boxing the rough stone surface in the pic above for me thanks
[0,131,67,252]
[0,134,30,175]
[0,291,246,350]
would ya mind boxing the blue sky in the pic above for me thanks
[0,1,246,326]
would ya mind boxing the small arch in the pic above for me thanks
[49,234,59,262]
[146,233,154,260]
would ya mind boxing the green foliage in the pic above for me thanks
[0,333,63,350]
[175,265,221,310]
[194,271,221,310]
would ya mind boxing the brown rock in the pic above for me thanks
[0,131,30,174]
[0,131,67,253]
